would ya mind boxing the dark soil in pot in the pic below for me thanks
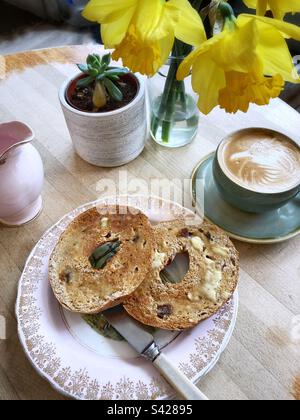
[66,73,139,113]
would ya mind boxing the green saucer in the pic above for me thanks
[191,153,300,244]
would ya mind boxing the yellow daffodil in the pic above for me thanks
[244,0,300,20]
[218,61,284,113]
[83,0,206,76]
[178,14,300,114]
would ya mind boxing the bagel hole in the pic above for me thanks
[160,252,190,284]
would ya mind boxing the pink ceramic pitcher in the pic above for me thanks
[0,122,44,226]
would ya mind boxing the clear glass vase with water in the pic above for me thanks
[149,44,199,148]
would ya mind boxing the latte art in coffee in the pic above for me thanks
[218,130,300,193]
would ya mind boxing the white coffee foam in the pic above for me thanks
[218,129,300,194]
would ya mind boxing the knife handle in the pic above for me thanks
[153,353,209,401]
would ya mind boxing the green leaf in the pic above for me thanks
[103,78,123,102]
[87,54,100,68]
[87,65,99,77]
[106,74,120,82]
[93,54,101,65]
[86,55,95,66]
[77,76,95,88]
[77,63,88,73]
[98,63,107,74]
[104,68,129,77]
[101,53,111,68]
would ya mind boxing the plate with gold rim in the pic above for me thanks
[16,195,238,400]
[191,154,300,244]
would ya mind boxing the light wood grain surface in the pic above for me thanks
[0,45,300,401]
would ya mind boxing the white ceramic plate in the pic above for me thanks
[16,196,238,400]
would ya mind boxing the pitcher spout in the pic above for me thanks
[0,121,34,162]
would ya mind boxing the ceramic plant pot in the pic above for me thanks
[59,72,147,167]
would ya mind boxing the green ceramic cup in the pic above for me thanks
[213,128,300,214]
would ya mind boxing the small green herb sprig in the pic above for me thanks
[76,53,129,108]
[89,240,121,270]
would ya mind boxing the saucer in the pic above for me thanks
[191,153,300,244]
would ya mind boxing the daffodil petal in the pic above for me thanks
[245,0,269,16]
[192,55,226,115]
[219,68,284,114]
[112,26,172,76]
[243,0,300,20]
[101,7,135,47]
[240,14,300,40]
[83,0,137,23]
[159,36,176,68]
[168,0,206,46]
[243,0,259,8]
[177,19,256,80]
[132,0,176,41]
[268,0,284,20]
[177,34,224,80]
[280,0,300,13]
[256,21,300,83]
[213,18,258,72]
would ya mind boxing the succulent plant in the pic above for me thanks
[76,53,129,109]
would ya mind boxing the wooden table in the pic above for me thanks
[0,45,300,401]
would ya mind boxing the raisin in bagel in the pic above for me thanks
[123,220,239,330]
[49,206,155,314]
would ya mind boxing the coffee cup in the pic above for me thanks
[213,128,300,213]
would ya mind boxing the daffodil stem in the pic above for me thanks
[151,57,178,139]
[177,80,187,113]
[151,40,189,143]
[152,3,201,142]
[161,122,171,143]
[161,83,177,142]
[161,80,187,142]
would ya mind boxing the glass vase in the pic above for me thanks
[149,56,199,148]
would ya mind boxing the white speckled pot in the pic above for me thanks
[59,73,147,167]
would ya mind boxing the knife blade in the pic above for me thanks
[104,305,154,355]
[103,306,209,401]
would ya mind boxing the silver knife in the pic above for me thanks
[104,306,209,401]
